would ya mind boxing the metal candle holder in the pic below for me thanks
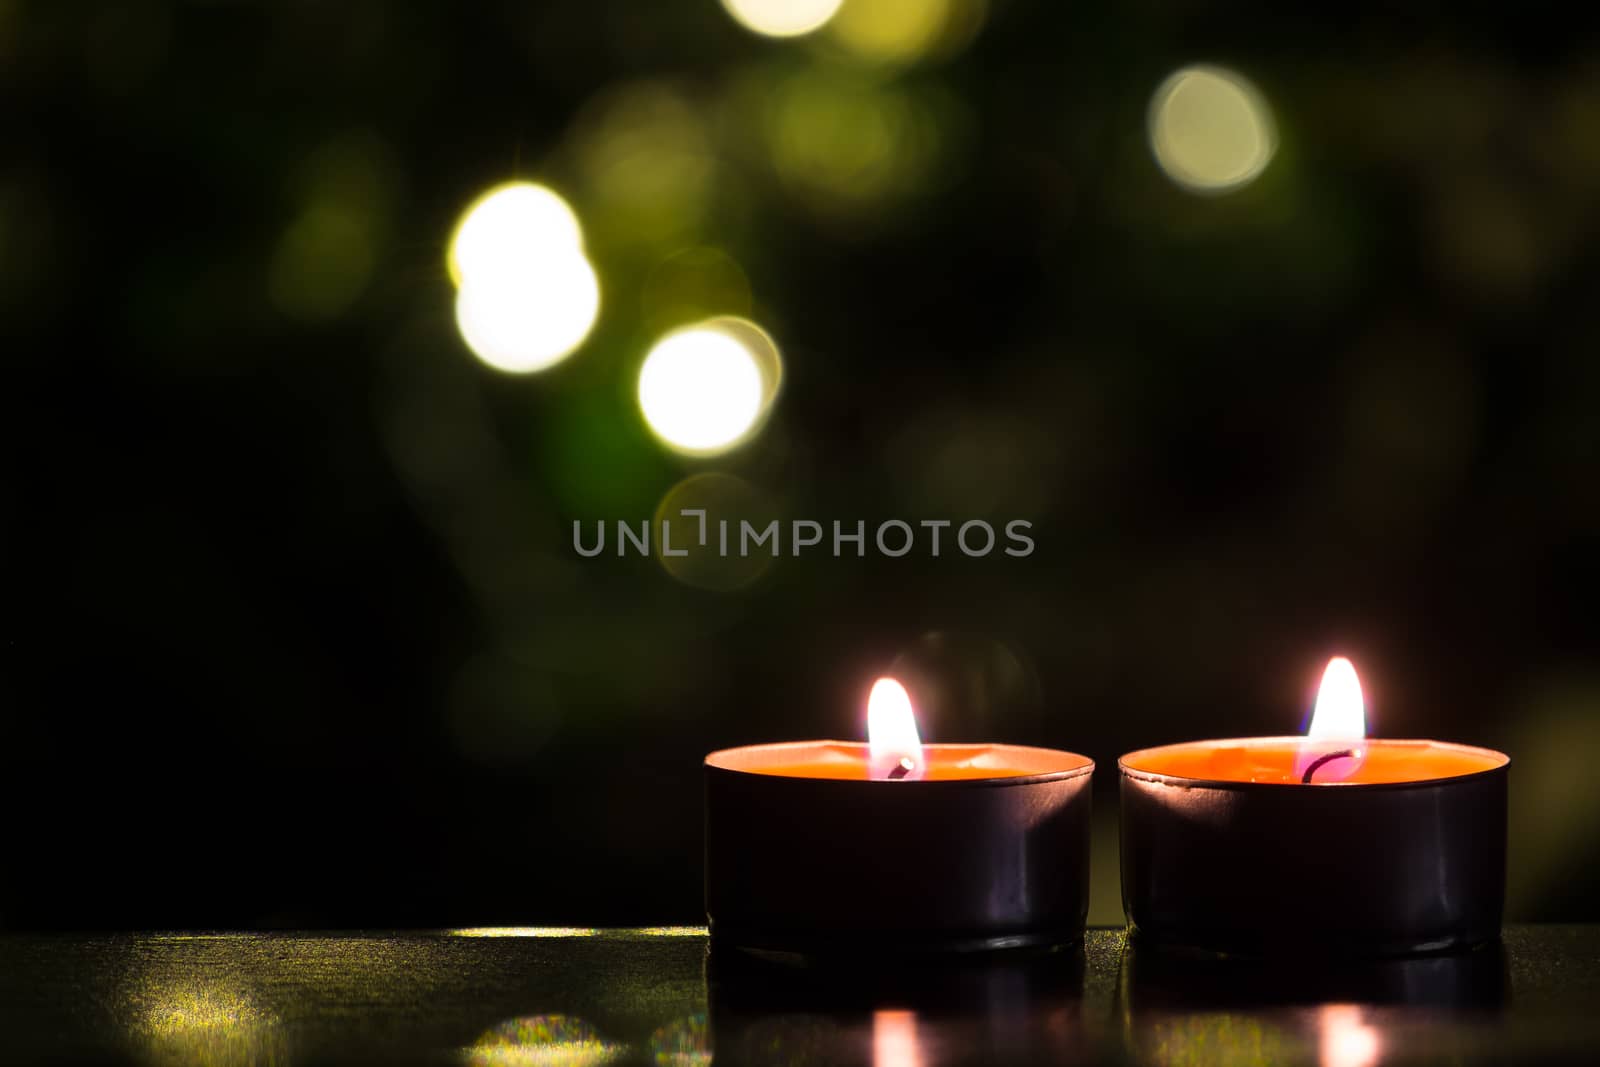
[706,741,1095,958]
[1119,739,1509,957]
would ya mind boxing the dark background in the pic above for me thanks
[3,0,1597,930]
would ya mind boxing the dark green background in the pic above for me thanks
[3,0,1596,928]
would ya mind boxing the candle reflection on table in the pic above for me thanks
[872,1010,926,1067]
[1318,1005,1382,1067]
[24,928,1590,1065]
[1117,936,1505,1067]
[705,945,1090,1065]
[1116,937,1508,1011]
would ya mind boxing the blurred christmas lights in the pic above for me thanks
[637,318,782,456]
[448,182,600,373]
[1148,65,1276,194]
[720,0,844,39]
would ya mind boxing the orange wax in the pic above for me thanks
[1120,737,1507,786]
[705,741,1091,781]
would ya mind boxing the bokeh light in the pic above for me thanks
[449,183,585,287]
[764,70,951,215]
[721,0,844,39]
[641,247,752,333]
[270,134,397,322]
[654,472,782,591]
[701,314,783,411]
[1506,674,1600,916]
[270,202,375,322]
[449,182,599,373]
[570,83,715,247]
[1148,65,1276,194]
[829,0,987,66]
[454,256,601,374]
[638,319,781,456]
[468,1015,625,1067]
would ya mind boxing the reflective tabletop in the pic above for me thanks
[1,926,1596,1064]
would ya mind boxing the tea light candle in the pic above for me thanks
[1119,658,1510,957]
[705,679,1094,957]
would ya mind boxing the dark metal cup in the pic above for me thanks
[706,741,1095,957]
[1119,739,1509,957]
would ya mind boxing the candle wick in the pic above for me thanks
[1301,749,1358,784]
[887,757,915,780]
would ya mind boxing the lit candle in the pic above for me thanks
[1118,657,1509,956]
[705,678,1094,956]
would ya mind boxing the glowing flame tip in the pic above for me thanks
[1308,657,1365,742]
[1298,656,1367,783]
[867,678,924,780]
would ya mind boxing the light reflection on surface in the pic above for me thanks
[41,929,1574,1067]
[451,927,601,938]
[448,927,706,938]
[1136,1013,1298,1066]
[728,1013,844,1066]
[1148,65,1276,194]
[872,1009,926,1067]
[650,1014,713,1066]
[467,1015,625,1067]
[130,983,289,1067]
[1318,1005,1382,1067]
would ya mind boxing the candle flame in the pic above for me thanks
[868,677,925,781]
[1296,656,1367,783]
[1309,657,1366,740]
